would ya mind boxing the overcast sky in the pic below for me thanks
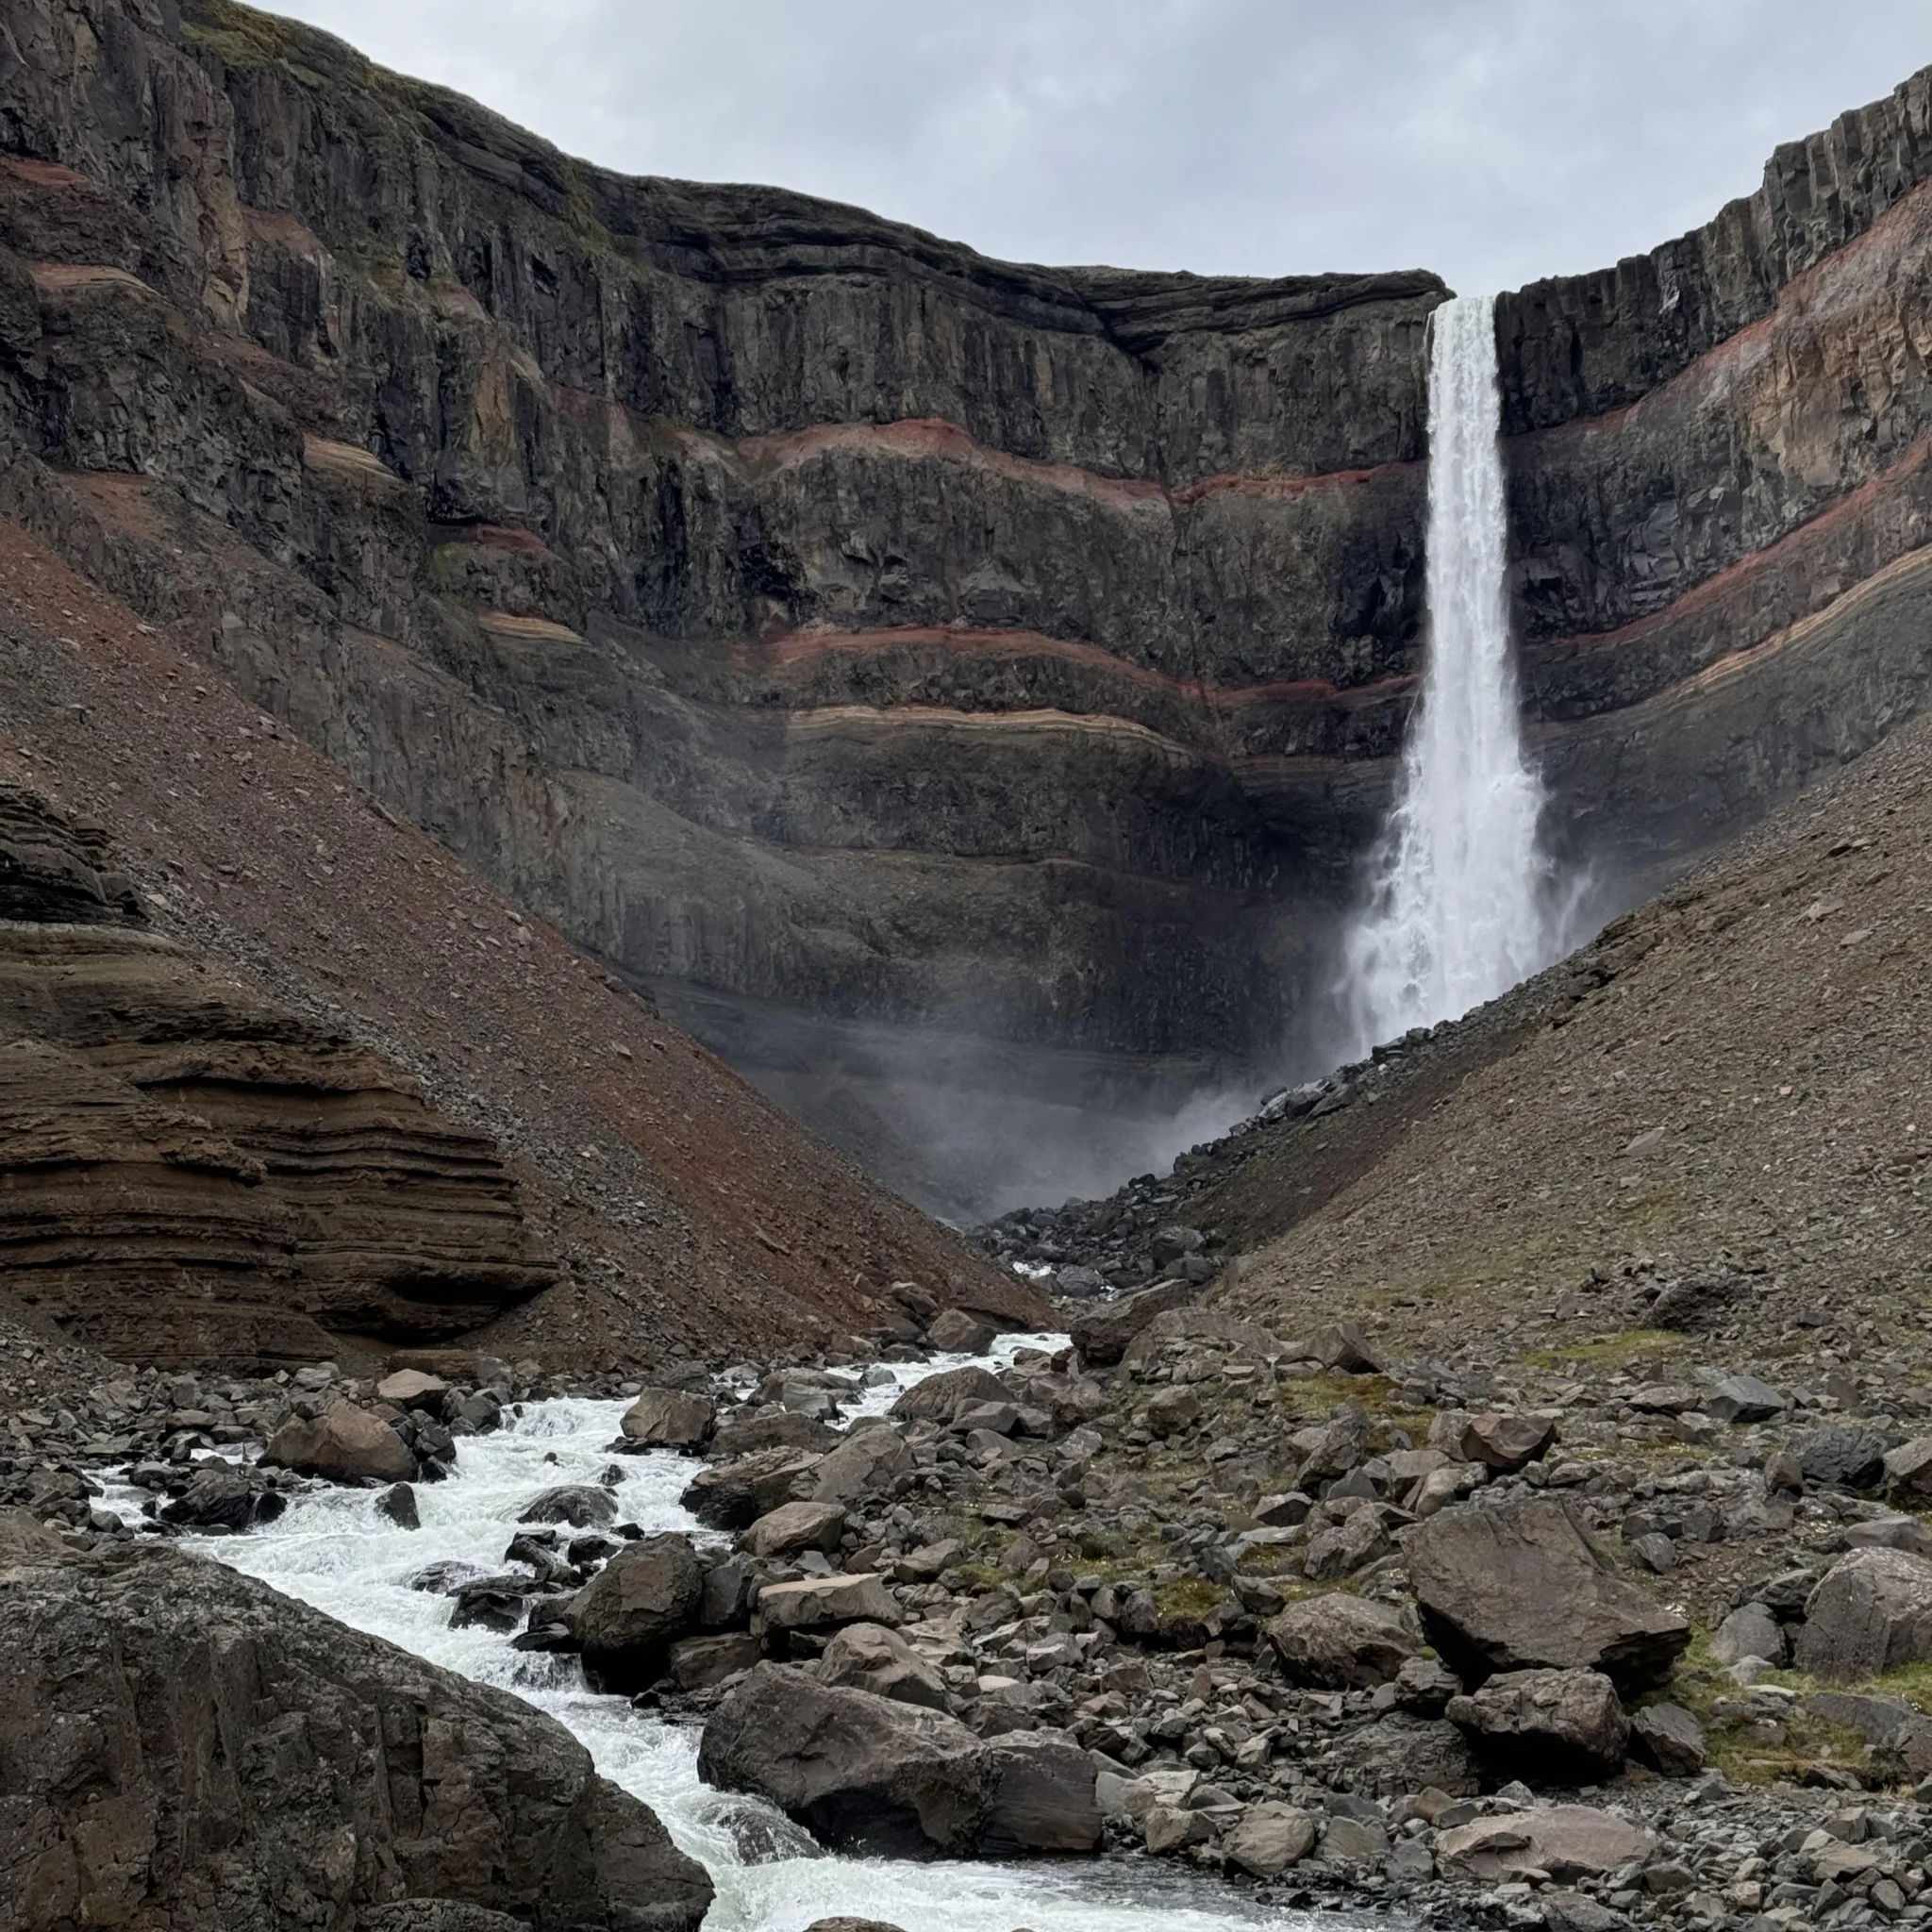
[268,1,1930,294]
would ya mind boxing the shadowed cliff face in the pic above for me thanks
[1,1,1929,1214]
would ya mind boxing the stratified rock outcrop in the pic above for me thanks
[0,1523,714,1932]
[0,781,554,1365]
[2,0,1929,1207]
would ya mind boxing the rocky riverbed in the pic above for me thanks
[16,1279,1932,1932]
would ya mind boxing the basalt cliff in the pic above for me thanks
[2,1,1930,1213]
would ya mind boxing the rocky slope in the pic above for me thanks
[5,1,1929,1209]
[981,690,1930,1365]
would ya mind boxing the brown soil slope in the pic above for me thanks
[1204,711,1930,1366]
[0,516,1043,1368]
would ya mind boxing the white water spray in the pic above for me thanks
[1339,292,1575,1055]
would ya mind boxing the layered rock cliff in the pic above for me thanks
[2,0,1928,1212]
[0,782,561,1365]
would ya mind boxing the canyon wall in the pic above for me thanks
[2,0,1929,1211]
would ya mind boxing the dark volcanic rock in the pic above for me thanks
[1446,1667,1631,1782]
[1794,1547,1932,1680]
[0,1530,711,1931]
[562,1533,705,1692]
[261,1401,417,1484]
[1267,1592,1415,1688]
[681,1449,824,1530]
[1405,1496,1690,1692]
[697,1662,996,1857]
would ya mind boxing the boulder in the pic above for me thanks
[1067,1277,1198,1366]
[1122,1307,1283,1365]
[1458,1411,1557,1473]
[1054,1265,1108,1298]
[804,1923,908,1932]
[1222,1803,1318,1877]
[519,1484,617,1528]
[0,1538,711,1931]
[375,1369,449,1410]
[157,1467,287,1532]
[1267,1592,1414,1688]
[1322,1814,1389,1864]
[1885,1438,1932,1500]
[1292,1403,1370,1486]
[1145,1387,1200,1435]
[891,1366,1009,1424]
[563,1533,705,1691]
[809,1425,914,1505]
[710,1407,840,1458]
[1710,1601,1786,1667]
[926,1307,997,1354]
[1794,1546,1932,1680]
[1630,1702,1707,1776]
[979,1730,1102,1854]
[740,1500,846,1559]
[1303,1509,1389,1580]
[1447,1667,1629,1780]
[1142,1806,1212,1853]
[1846,1514,1932,1556]
[758,1574,900,1635]
[1405,1495,1690,1691]
[668,1631,763,1690]
[1307,1322,1383,1374]
[819,1622,949,1710]
[260,1399,416,1484]
[620,1388,716,1451]
[681,1448,822,1529]
[375,1483,419,1530]
[698,1663,995,1857]
[1800,1424,1896,1490]
[1327,1714,1477,1797]
[1705,1374,1786,1424]
[1436,1806,1655,1883]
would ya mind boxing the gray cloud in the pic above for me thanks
[268,0,1929,292]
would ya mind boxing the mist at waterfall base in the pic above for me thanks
[1333,291,1588,1065]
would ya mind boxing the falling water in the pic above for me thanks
[1339,292,1574,1056]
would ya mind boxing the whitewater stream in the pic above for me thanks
[117,1336,1325,1932]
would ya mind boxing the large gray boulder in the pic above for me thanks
[1222,1803,1318,1877]
[680,1448,822,1529]
[757,1574,900,1635]
[740,1500,845,1559]
[1405,1496,1690,1691]
[0,1535,711,1931]
[890,1366,1009,1424]
[619,1389,716,1451]
[562,1534,704,1692]
[260,1399,416,1484]
[1794,1547,1932,1680]
[1436,1807,1655,1883]
[1066,1277,1199,1366]
[978,1731,1102,1855]
[698,1663,996,1857]
[1446,1667,1630,1781]
[818,1622,949,1710]
[709,1407,840,1458]
[810,1425,914,1505]
[1267,1592,1414,1688]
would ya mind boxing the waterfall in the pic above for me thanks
[1338,291,1574,1057]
